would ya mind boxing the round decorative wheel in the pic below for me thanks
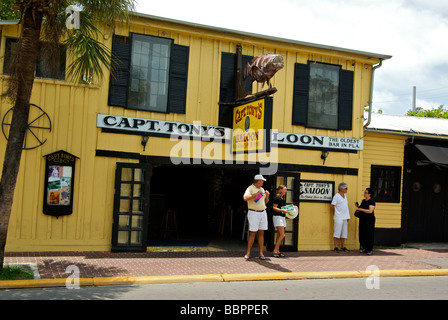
[2,104,52,150]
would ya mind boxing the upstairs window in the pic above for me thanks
[128,34,171,112]
[308,63,340,130]
[108,33,189,114]
[4,37,66,80]
[292,62,354,131]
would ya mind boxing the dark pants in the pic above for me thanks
[359,215,375,251]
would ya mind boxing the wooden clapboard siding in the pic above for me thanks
[363,132,406,228]
[0,14,385,251]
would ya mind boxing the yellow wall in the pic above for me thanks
[362,132,406,229]
[0,15,382,252]
[298,172,361,250]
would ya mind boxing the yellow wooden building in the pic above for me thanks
[364,113,448,245]
[0,14,393,252]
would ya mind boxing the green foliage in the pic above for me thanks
[0,0,19,20]
[0,265,34,280]
[406,106,448,118]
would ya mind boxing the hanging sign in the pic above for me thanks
[43,150,78,218]
[232,97,272,153]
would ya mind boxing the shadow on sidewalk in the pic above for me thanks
[38,259,128,279]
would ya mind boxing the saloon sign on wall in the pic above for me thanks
[300,180,335,203]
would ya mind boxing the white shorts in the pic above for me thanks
[333,219,348,238]
[273,215,287,228]
[247,210,268,232]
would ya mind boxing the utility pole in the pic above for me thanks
[412,86,416,111]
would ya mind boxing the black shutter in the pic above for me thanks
[219,52,253,127]
[108,35,131,107]
[219,52,254,103]
[168,44,189,114]
[219,53,237,127]
[241,55,254,95]
[219,52,237,103]
[292,63,309,126]
[338,69,354,130]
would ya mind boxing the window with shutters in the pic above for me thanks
[108,33,189,114]
[292,62,354,131]
[308,63,340,130]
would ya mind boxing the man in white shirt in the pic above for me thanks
[330,182,351,253]
[243,174,270,260]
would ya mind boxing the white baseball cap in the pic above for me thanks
[254,174,266,181]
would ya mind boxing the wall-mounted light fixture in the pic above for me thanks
[141,135,149,151]
[321,150,329,165]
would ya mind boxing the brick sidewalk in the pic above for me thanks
[5,248,448,280]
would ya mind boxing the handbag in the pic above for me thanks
[354,210,362,218]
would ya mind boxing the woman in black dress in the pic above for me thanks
[355,188,376,255]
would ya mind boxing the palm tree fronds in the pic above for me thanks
[64,31,114,83]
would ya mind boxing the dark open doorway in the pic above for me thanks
[147,165,261,249]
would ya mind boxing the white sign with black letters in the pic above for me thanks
[273,132,363,151]
[300,180,335,202]
[96,114,231,141]
[96,114,364,152]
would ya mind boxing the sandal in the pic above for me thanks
[273,252,285,258]
[258,255,266,260]
[244,254,250,260]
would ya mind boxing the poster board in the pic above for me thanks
[43,150,78,218]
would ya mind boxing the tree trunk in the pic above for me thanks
[0,7,43,269]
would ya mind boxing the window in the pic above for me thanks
[370,165,401,203]
[308,63,340,130]
[128,34,171,112]
[3,37,66,80]
[292,62,354,130]
[108,34,189,114]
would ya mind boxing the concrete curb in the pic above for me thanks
[1,269,448,289]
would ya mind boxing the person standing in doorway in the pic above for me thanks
[330,182,351,253]
[355,188,376,255]
[272,185,288,257]
[243,174,270,260]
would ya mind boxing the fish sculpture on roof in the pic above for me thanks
[243,54,284,88]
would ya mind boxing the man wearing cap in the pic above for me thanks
[243,174,270,260]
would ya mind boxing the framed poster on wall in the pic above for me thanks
[43,150,78,218]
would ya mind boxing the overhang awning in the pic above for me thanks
[415,143,448,169]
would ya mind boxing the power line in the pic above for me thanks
[374,86,448,104]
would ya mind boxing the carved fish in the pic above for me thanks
[243,54,284,88]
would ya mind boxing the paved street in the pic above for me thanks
[1,276,448,300]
